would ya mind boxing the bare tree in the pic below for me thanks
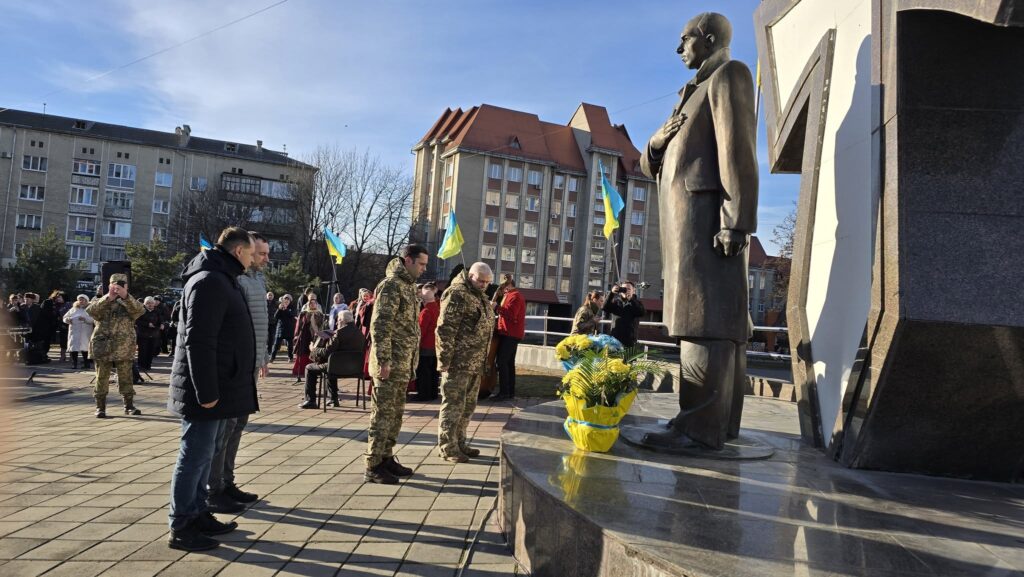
[293,145,349,263]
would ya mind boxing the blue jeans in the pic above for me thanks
[169,418,228,531]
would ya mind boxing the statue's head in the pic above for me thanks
[677,12,732,70]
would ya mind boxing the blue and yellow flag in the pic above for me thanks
[600,160,625,238]
[437,210,464,259]
[199,232,213,251]
[324,228,346,265]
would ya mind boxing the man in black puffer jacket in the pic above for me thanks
[166,227,257,552]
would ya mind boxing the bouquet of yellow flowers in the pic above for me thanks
[554,333,623,371]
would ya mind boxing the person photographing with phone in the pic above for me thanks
[602,281,646,348]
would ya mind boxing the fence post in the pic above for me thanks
[542,316,548,347]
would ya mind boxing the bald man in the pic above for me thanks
[435,262,495,462]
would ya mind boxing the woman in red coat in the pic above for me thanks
[414,282,440,401]
[293,296,326,380]
[493,275,525,400]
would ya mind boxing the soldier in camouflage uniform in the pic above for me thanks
[86,273,146,418]
[435,262,495,462]
[570,290,605,335]
[364,244,429,484]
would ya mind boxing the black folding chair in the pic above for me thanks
[318,349,366,412]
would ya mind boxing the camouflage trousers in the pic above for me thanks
[365,376,408,468]
[94,360,135,400]
[437,371,481,457]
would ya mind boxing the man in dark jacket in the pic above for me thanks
[301,309,365,408]
[602,281,647,347]
[166,227,256,552]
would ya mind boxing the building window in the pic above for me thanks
[592,239,604,250]
[595,200,604,213]
[486,191,501,206]
[19,185,44,201]
[17,214,42,229]
[550,200,562,217]
[590,253,603,262]
[631,211,645,225]
[560,279,571,293]
[548,226,560,241]
[152,227,168,241]
[554,174,565,189]
[501,247,516,261]
[565,227,574,242]
[568,177,578,192]
[507,167,523,183]
[562,254,572,267]
[482,244,497,259]
[758,302,765,312]
[153,199,170,214]
[523,223,538,238]
[70,186,97,206]
[445,161,454,177]
[633,186,647,201]
[749,274,755,289]
[629,235,642,250]
[544,277,556,290]
[225,143,238,153]
[107,163,136,189]
[489,163,503,179]
[629,260,641,274]
[100,246,127,261]
[589,265,603,275]
[519,275,534,289]
[505,194,520,210]
[22,155,47,172]
[503,220,519,235]
[105,221,131,237]
[67,244,94,262]
[589,278,603,288]
[484,218,498,233]
[106,191,134,210]
[155,171,173,187]
[525,196,540,212]
[546,252,558,266]
[567,203,577,217]
[68,216,95,242]
[73,159,101,176]
[528,170,542,186]
[594,214,605,225]
[760,274,766,290]
[190,176,208,191]
[222,174,260,194]
[521,249,536,264]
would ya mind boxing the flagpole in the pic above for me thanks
[608,235,621,287]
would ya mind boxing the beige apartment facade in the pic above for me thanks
[0,109,315,289]
[411,103,661,312]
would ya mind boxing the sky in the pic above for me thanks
[0,0,799,254]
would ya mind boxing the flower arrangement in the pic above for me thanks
[554,333,623,371]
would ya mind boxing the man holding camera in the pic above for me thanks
[87,274,145,418]
[603,281,647,348]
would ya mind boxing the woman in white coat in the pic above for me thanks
[63,294,95,370]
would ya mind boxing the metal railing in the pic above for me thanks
[524,315,791,362]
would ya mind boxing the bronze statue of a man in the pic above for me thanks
[640,12,758,450]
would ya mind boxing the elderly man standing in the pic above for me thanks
[364,244,428,484]
[205,231,270,514]
[87,274,145,418]
[435,263,495,462]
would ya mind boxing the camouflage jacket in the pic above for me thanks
[435,271,495,374]
[86,294,145,361]
[571,303,602,335]
[369,258,421,381]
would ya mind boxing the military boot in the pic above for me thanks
[95,397,107,419]
[123,396,142,416]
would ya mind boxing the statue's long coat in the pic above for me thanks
[640,49,758,343]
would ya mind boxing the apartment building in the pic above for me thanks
[0,108,316,288]
[411,103,661,313]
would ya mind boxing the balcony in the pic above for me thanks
[67,230,96,243]
[103,205,133,219]
[100,235,129,247]
[68,202,97,215]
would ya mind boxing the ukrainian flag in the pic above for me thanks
[600,160,625,238]
[324,228,346,264]
[199,232,213,251]
[437,210,464,259]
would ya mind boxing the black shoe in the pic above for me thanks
[195,512,237,536]
[206,493,245,514]
[298,401,318,409]
[383,456,413,477]
[124,404,142,416]
[224,483,258,504]
[364,463,399,485]
[331,398,340,407]
[461,447,481,458]
[168,526,219,551]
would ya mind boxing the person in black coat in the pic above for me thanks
[166,227,256,552]
[136,298,163,370]
[300,309,366,408]
[270,295,296,362]
[602,281,647,348]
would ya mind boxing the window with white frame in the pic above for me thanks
[629,260,641,274]
[501,247,516,261]
[105,190,133,210]
[67,244,94,262]
[633,186,647,201]
[484,217,498,233]
[19,185,44,201]
[14,243,28,257]
[507,167,523,182]
[594,214,605,225]
[107,163,136,188]
[544,277,556,290]
[760,274,766,290]
[153,199,170,214]
[554,174,565,189]
[590,265,603,275]
[100,245,126,261]
[548,226,560,240]
[528,170,542,186]
[589,278,603,288]
[22,155,47,172]
[105,221,131,237]
[442,188,452,205]
[568,177,578,192]
[70,186,97,206]
[519,275,534,288]
[631,211,645,225]
[521,249,536,264]
[525,196,540,212]
[482,244,497,259]
[17,214,42,229]
[550,200,562,216]
[629,235,642,250]
[560,279,570,293]
[445,161,454,177]
[748,274,754,289]
[486,191,500,206]
[503,220,518,235]
[592,239,604,250]
[547,252,558,266]
[590,253,603,262]
[489,163,503,179]
[190,176,208,191]
[565,227,574,242]
[73,159,100,176]
[567,203,577,217]
[505,194,519,210]
[155,171,173,187]
[68,216,95,242]
[152,227,168,241]
[562,254,572,267]
[595,200,604,212]
[523,223,538,237]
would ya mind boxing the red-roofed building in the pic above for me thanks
[411,103,660,314]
